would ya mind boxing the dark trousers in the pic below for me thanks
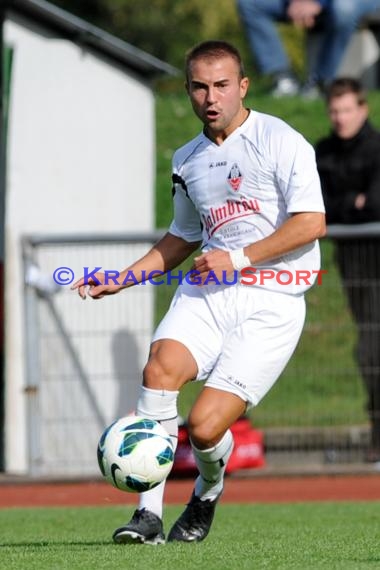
[336,239,380,448]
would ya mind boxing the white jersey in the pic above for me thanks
[169,110,325,295]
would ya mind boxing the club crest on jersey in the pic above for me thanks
[227,163,243,192]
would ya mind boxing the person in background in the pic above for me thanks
[316,77,380,463]
[236,0,380,98]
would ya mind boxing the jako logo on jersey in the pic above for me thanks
[227,163,243,191]
[209,161,227,168]
[201,198,260,238]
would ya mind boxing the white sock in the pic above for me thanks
[192,429,234,501]
[135,386,179,519]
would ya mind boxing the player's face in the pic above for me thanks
[186,56,249,143]
[328,93,368,140]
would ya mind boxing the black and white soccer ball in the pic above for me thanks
[97,415,174,493]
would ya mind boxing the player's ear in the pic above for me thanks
[185,81,190,95]
[240,76,249,98]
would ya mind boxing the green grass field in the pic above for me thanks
[1,503,379,569]
[154,90,380,429]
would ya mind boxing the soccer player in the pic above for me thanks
[72,40,326,544]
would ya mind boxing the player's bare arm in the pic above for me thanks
[193,212,325,280]
[244,211,326,265]
[72,232,200,299]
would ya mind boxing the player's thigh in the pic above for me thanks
[143,338,198,391]
[206,293,306,408]
[151,284,224,382]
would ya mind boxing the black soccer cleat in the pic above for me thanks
[167,491,221,543]
[112,508,165,545]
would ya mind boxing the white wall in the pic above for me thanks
[307,28,380,89]
[4,15,156,473]
[338,29,380,89]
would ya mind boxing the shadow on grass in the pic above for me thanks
[0,540,112,547]
[350,557,380,563]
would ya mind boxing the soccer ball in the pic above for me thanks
[97,415,174,493]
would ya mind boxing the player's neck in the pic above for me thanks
[205,108,250,145]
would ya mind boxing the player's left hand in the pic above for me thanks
[190,249,234,284]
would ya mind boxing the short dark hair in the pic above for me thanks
[325,77,367,105]
[185,40,246,83]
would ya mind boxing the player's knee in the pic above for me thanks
[143,358,167,389]
[142,355,183,391]
[187,415,220,448]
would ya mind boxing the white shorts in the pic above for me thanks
[152,282,306,408]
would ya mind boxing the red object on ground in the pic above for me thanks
[172,417,265,477]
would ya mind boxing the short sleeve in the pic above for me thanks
[275,132,325,214]
[168,173,202,242]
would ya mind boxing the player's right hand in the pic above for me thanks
[71,272,122,300]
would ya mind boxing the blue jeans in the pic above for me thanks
[237,0,380,81]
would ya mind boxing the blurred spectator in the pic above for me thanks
[316,78,380,463]
[236,0,380,98]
